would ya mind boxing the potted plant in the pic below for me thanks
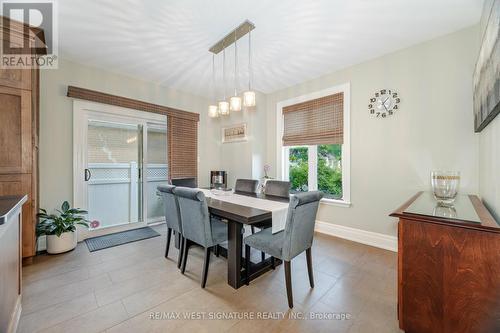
[36,201,89,254]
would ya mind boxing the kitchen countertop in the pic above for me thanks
[0,195,28,225]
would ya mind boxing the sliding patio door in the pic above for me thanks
[145,125,169,223]
[73,101,168,238]
[86,120,143,229]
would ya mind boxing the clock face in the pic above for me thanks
[368,89,400,118]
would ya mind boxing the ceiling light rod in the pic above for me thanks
[209,20,255,54]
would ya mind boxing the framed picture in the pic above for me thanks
[473,0,500,132]
[222,123,247,143]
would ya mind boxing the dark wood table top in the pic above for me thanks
[390,191,499,233]
[206,191,289,225]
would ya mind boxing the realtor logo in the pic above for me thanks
[0,0,58,68]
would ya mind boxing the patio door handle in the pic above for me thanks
[84,168,92,181]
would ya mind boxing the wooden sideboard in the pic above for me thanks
[391,192,500,333]
[0,195,27,333]
[0,18,41,260]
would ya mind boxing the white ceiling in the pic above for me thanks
[59,0,483,98]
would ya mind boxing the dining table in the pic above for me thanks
[202,189,290,289]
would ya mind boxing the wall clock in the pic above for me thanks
[368,89,400,118]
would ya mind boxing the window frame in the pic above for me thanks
[276,83,351,207]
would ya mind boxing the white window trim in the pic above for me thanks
[73,100,168,240]
[276,83,351,207]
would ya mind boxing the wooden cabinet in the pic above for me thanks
[0,24,39,259]
[391,192,500,333]
[0,86,32,174]
[0,68,31,91]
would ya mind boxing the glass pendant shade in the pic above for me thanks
[218,100,230,115]
[243,90,256,107]
[208,105,219,118]
[230,96,242,111]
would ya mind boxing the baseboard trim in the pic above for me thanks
[315,220,397,252]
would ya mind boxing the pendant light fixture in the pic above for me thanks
[229,34,242,111]
[208,20,256,117]
[243,27,256,107]
[208,54,219,118]
[218,44,230,116]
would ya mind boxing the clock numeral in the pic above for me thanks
[370,98,376,103]
[376,112,381,117]
[393,105,398,110]
[388,90,392,94]
[382,113,387,118]
[388,110,394,115]
[380,89,386,94]
[370,109,375,114]
[375,92,379,97]
[392,93,398,98]
[395,98,401,103]
[368,104,373,108]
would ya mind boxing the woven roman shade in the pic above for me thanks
[66,86,200,182]
[282,92,343,146]
[168,117,198,180]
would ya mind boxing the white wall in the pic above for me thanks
[39,58,220,212]
[264,26,480,236]
[479,111,500,221]
[207,91,268,188]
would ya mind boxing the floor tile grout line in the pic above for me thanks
[22,263,91,285]
[104,285,198,331]
[96,271,174,309]
[22,266,92,299]
[21,275,112,317]
[24,291,102,333]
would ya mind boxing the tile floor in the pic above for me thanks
[19,224,401,333]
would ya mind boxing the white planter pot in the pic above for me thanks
[46,231,77,254]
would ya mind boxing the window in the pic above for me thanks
[285,144,342,199]
[288,146,309,193]
[278,84,350,205]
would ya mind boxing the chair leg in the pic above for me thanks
[306,248,314,288]
[165,228,172,258]
[180,238,189,274]
[284,260,293,308]
[251,226,255,234]
[214,245,220,257]
[261,251,265,262]
[201,247,211,288]
[245,244,251,285]
[176,236,184,269]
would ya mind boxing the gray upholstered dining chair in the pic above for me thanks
[234,179,259,194]
[235,178,259,231]
[244,191,323,308]
[157,185,184,268]
[171,177,197,188]
[235,178,268,260]
[173,187,228,288]
[264,180,291,198]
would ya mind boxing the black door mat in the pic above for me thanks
[85,227,160,252]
